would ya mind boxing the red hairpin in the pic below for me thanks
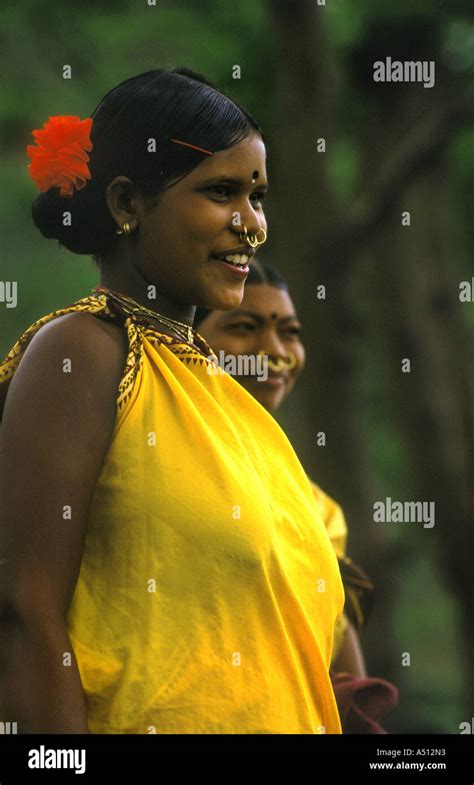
[26,115,93,197]
[170,138,213,156]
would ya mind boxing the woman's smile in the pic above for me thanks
[256,373,287,387]
[209,255,251,276]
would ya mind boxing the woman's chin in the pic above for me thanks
[240,379,286,412]
[217,289,245,310]
[200,270,246,311]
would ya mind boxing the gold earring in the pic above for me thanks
[115,222,133,236]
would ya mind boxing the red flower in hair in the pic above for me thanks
[26,115,93,197]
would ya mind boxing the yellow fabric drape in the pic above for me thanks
[0,293,345,734]
[308,482,349,662]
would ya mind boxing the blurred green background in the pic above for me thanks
[1,0,473,733]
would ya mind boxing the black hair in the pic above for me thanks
[193,255,289,328]
[30,67,265,265]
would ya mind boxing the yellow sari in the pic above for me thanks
[309,482,349,661]
[0,291,345,734]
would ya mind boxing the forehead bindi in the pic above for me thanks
[199,136,266,177]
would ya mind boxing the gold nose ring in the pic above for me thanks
[282,352,297,370]
[239,225,267,249]
[257,350,297,371]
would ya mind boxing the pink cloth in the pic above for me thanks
[330,670,399,734]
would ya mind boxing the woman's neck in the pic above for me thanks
[98,265,196,338]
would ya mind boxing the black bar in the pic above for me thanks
[0,733,473,782]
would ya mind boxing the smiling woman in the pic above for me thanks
[0,67,345,735]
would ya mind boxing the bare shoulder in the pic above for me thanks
[21,311,128,387]
[2,309,129,432]
[33,310,128,363]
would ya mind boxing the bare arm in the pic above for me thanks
[0,313,127,733]
[332,620,367,678]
